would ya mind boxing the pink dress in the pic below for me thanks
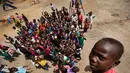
[17,16,22,21]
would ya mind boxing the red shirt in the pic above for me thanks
[84,21,89,28]
[38,45,45,51]
[78,14,83,22]
[29,48,37,56]
[39,24,45,31]
[104,68,116,73]
[44,49,50,56]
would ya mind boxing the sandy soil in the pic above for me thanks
[0,0,130,73]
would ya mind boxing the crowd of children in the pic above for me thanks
[0,3,90,72]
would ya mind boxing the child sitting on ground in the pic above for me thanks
[15,13,22,23]
[9,66,32,73]
[54,61,80,73]
[0,16,13,26]
[89,38,124,73]
[0,49,15,62]
[34,56,49,70]
[0,18,7,25]
[0,45,20,58]
[0,64,10,73]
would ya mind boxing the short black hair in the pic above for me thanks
[12,26,16,30]
[15,13,18,15]
[94,38,124,60]
[9,67,18,73]
[88,11,93,16]
[72,66,80,72]
[50,3,52,5]
[33,19,36,23]
[3,34,7,37]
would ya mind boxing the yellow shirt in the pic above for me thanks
[37,60,46,66]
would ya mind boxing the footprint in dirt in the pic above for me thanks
[111,13,119,17]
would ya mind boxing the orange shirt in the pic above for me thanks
[104,68,116,73]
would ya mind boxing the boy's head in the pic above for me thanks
[73,14,76,17]
[80,32,83,36]
[3,34,7,38]
[12,26,16,30]
[15,13,18,15]
[88,11,93,16]
[33,19,36,23]
[9,67,18,73]
[85,18,88,22]
[50,3,52,5]
[89,38,124,72]
[72,66,80,73]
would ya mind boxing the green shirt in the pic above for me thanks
[76,31,80,37]
[78,36,85,46]
[1,51,10,60]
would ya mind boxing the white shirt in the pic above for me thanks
[72,15,77,22]
[87,14,95,24]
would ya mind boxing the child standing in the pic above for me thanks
[50,3,55,11]
[34,56,49,70]
[89,38,124,73]
[86,11,95,29]
[78,33,86,49]
[22,14,29,26]
[84,18,89,32]
[77,11,83,29]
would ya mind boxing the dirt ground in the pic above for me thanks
[0,0,130,73]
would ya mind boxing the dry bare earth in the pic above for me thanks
[0,0,130,73]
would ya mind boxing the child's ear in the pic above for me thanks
[112,61,120,67]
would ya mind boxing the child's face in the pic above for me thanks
[89,43,117,72]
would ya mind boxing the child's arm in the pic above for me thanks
[83,37,87,40]
[58,62,65,70]
[0,56,4,59]
[86,13,89,16]
[23,65,28,68]
[0,20,3,22]
[4,41,10,43]
[69,52,75,58]
[92,15,96,19]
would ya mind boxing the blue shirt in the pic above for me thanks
[15,66,26,73]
